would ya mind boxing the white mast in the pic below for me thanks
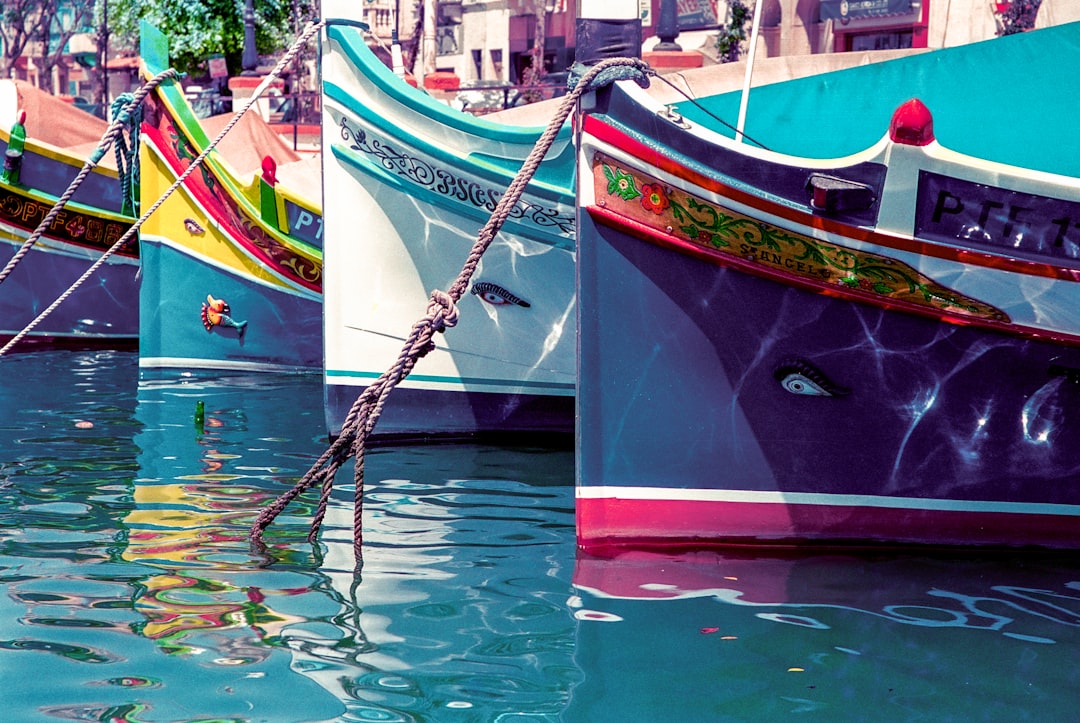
[735,0,764,143]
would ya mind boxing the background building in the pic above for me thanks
[403,0,1079,89]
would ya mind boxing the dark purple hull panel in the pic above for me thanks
[325,382,574,442]
[576,213,1080,548]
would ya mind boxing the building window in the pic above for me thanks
[847,30,914,50]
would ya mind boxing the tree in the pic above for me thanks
[0,1,47,79]
[0,0,95,85]
[107,0,318,79]
[715,0,750,63]
[36,0,96,91]
[995,0,1042,35]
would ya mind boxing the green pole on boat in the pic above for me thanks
[2,110,27,185]
[259,156,281,228]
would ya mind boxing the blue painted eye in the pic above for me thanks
[773,358,849,397]
[778,372,831,396]
[470,282,531,308]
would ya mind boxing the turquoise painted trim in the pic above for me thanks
[677,22,1080,176]
[326,369,575,391]
[326,24,564,146]
[324,81,574,197]
[330,142,575,251]
[139,21,170,79]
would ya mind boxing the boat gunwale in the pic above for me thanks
[327,139,576,252]
[325,23,569,146]
[322,81,575,202]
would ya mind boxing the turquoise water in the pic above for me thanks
[3,349,1079,721]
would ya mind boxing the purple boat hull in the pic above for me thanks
[575,25,1080,550]
[578,208,1080,549]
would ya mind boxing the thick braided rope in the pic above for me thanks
[110,92,142,216]
[249,56,652,555]
[0,21,325,357]
[0,70,177,287]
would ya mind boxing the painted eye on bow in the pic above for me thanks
[470,282,531,308]
[778,372,831,396]
[773,357,849,397]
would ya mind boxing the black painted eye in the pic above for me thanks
[773,358,849,397]
[481,290,511,305]
[470,282,531,308]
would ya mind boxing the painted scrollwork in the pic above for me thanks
[595,155,1008,323]
[337,115,574,235]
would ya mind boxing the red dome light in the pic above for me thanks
[261,155,278,185]
[889,98,935,146]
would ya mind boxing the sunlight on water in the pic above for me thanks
[1,350,1079,721]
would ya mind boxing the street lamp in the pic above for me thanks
[242,0,258,74]
[654,0,682,51]
[99,0,109,110]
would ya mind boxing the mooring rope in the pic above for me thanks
[110,92,143,216]
[0,20,326,357]
[0,71,174,289]
[249,55,652,556]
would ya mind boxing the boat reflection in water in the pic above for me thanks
[569,548,1080,720]
[125,374,351,719]
[125,372,576,720]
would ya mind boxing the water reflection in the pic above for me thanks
[570,549,1080,720]
[126,371,577,721]
[122,373,351,719]
[3,350,1079,721]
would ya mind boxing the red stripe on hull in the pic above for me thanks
[141,124,322,293]
[576,497,1080,551]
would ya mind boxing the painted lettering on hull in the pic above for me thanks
[0,187,133,256]
[917,171,1080,261]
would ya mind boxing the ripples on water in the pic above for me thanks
[1,350,1078,721]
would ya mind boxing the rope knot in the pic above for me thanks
[427,289,459,333]
[568,59,652,94]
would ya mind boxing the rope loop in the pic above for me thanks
[111,92,143,217]
[427,289,459,333]
[568,60,652,93]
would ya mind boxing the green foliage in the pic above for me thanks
[996,0,1042,35]
[715,0,750,63]
[109,0,317,77]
